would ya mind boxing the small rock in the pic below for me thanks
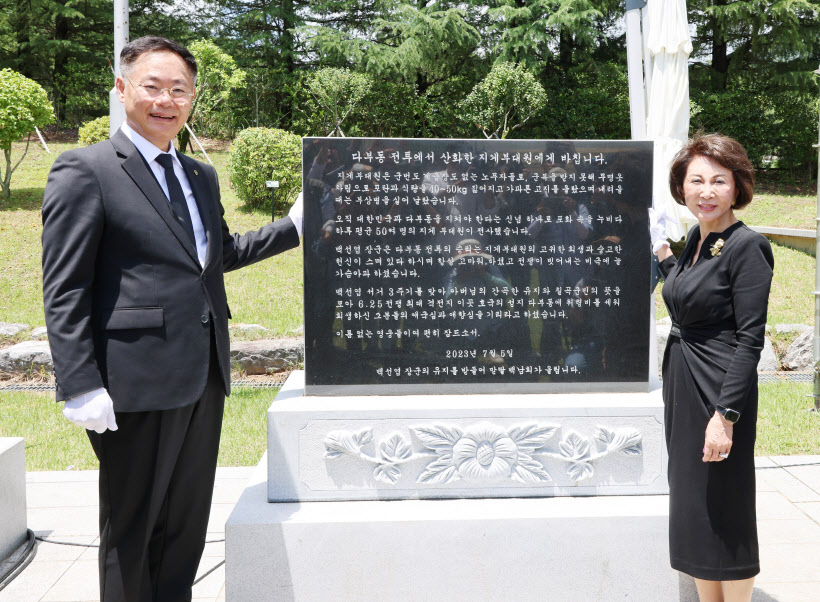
[781,329,814,371]
[774,324,811,335]
[229,323,269,337]
[0,322,30,337]
[757,338,778,372]
[290,325,305,335]
[657,327,778,373]
[656,316,672,326]
[30,327,49,340]
[230,338,304,375]
[0,340,53,375]
[656,324,671,370]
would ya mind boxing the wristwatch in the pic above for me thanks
[715,404,741,424]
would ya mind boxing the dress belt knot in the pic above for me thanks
[669,322,736,345]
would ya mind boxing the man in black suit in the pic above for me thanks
[41,36,301,601]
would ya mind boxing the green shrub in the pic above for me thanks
[0,68,54,200]
[227,127,301,211]
[690,88,817,172]
[78,116,110,146]
[461,62,547,139]
[534,68,631,140]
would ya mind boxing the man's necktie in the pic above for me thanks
[155,153,196,246]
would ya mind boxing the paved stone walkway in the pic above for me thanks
[2,457,819,601]
[1,467,251,602]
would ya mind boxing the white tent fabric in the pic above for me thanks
[645,0,696,241]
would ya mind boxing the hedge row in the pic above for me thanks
[76,77,819,210]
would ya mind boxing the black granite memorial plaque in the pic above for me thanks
[303,138,653,395]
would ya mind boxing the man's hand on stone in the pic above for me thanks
[63,387,118,433]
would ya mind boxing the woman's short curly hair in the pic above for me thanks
[669,133,754,210]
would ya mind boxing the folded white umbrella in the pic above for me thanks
[646,0,697,240]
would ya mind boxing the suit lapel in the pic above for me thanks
[178,153,216,269]
[112,131,201,266]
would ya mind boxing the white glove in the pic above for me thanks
[63,387,118,433]
[288,192,304,237]
[648,206,677,253]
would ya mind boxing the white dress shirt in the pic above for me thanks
[121,123,208,266]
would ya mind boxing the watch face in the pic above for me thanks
[721,407,740,423]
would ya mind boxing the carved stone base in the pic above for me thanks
[0,438,27,560]
[268,372,667,502]
[227,458,697,602]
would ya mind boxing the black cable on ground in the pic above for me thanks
[26,535,226,588]
[0,529,37,592]
[33,536,226,548]
[193,560,225,585]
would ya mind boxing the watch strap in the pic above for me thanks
[716,404,741,424]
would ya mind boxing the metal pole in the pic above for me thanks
[812,66,820,411]
[625,0,648,140]
[109,0,129,137]
[184,123,213,166]
[267,180,280,221]
[34,126,51,153]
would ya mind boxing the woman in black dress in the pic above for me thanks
[651,134,774,602]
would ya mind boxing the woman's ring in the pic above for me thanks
[719,452,729,459]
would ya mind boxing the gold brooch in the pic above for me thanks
[710,238,724,257]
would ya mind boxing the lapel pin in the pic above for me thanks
[194,170,199,176]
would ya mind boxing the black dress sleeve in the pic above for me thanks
[717,233,775,413]
[658,255,677,280]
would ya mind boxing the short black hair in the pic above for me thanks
[669,134,755,210]
[120,36,197,80]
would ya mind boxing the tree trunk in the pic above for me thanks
[177,127,191,155]
[2,149,12,200]
[558,27,573,71]
[710,0,729,91]
[280,0,296,129]
[13,0,34,79]
[52,1,70,126]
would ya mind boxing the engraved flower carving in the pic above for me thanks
[323,422,640,487]
[451,424,519,481]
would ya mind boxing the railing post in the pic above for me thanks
[812,66,820,410]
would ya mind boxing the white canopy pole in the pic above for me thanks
[109,0,129,137]
[812,66,820,411]
[625,0,648,140]
[626,0,662,387]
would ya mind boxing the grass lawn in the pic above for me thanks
[654,241,816,325]
[0,387,277,471]
[0,141,303,335]
[743,191,816,230]
[3,139,817,332]
[1,139,818,469]
[1,384,816,471]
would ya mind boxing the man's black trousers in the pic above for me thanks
[87,343,225,602]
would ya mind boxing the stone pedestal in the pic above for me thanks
[0,437,27,560]
[268,372,667,502]
[226,373,688,600]
[227,459,694,601]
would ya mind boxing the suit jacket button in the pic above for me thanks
[200,315,209,324]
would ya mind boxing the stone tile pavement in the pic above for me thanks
[2,457,819,601]
[1,467,251,602]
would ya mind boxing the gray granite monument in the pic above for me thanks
[226,138,691,600]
